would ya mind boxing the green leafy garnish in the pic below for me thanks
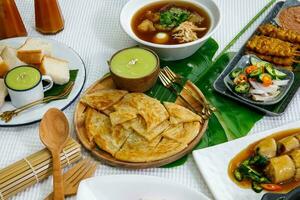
[160,7,190,28]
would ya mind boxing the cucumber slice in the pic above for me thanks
[255,61,269,69]
[250,57,261,65]
[265,65,276,77]
[274,69,287,79]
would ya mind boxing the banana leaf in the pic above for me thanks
[148,39,263,168]
[44,69,78,97]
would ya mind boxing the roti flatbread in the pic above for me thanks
[114,93,169,132]
[115,132,162,162]
[138,95,169,131]
[101,106,115,116]
[85,107,105,142]
[81,89,127,111]
[124,116,170,141]
[109,110,137,126]
[163,122,200,144]
[85,108,130,156]
[148,138,187,161]
[163,102,201,124]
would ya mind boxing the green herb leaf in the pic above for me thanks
[160,7,190,28]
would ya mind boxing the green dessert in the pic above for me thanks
[110,47,158,79]
[5,66,41,90]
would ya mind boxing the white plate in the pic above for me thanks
[192,120,300,200]
[0,37,86,127]
[77,175,210,200]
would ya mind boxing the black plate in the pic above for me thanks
[261,187,300,200]
[213,1,300,116]
[224,54,294,105]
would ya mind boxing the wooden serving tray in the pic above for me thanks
[74,75,208,169]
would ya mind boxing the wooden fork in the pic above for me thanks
[44,158,97,200]
[162,66,216,117]
[158,71,204,124]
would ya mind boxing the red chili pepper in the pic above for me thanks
[261,184,282,191]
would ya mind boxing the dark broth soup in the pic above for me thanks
[132,1,211,45]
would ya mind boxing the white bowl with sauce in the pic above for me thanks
[120,0,221,61]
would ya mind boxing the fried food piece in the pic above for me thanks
[115,131,162,162]
[246,50,295,66]
[81,89,128,111]
[246,35,298,57]
[162,122,200,145]
[163,102,201,124]
[114,93,169,132]
[258,23,300,44]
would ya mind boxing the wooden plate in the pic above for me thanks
[74,75,208,169]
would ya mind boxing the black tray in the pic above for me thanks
[213,1,300,116]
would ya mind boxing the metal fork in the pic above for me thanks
[0,81,74,123]
[159,71,204,124]
[44,158,97,200]
[162,67,216,117]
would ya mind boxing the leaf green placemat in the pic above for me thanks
[44,69,79,97]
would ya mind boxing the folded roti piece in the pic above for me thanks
[101,106,115,116]
[85,107,110,142]
[137,95,169,131]
[85,107,131,156]
[163,102,201,124]
[113,93,140,112]
[163,122,200,144]
[115,132,162,162]
[114,93,169,131]
[111,125,133,150]
[148,138,187,161]
[109,109,137,127]
[129,116,170,141]
[81,89,127,111]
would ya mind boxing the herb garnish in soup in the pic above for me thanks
[132,1,211,45]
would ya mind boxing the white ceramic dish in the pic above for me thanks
[192,120,300,200]
[77,175,210,200]
[120,0,221,61]
[0,37,86,127]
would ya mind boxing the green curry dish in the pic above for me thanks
[160,7,190,28]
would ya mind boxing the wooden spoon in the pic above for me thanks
[39,108,69,200]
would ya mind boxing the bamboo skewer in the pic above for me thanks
[0,141,78,186]
[0,138,81,200]
[0,139,76,178]
[1,148,80,192]
[2,153,81,197]
[293,60,300,64]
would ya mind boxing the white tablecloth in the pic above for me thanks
[1,0,299,199]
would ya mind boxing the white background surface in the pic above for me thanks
[1,0,299,199]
